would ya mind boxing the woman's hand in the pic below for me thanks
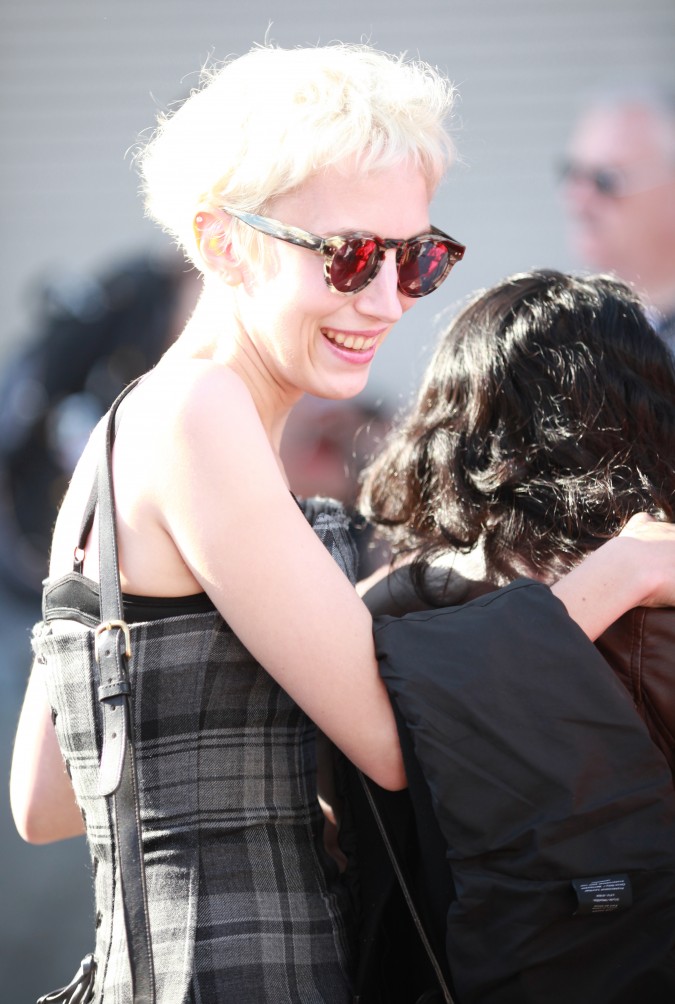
[551,512,675,640]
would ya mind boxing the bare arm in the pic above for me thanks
[10,661,85,843]
[551,513,675,639]
[362,515,675,639]
[149,367,405,790]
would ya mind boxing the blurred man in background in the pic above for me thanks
[559,87,675,350]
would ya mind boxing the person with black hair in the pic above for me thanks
[358,269,675,1002]
[362,268,674,592]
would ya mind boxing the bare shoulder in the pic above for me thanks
[50,361,268,588]
[132,359,258,430]
[115,361,280,592]
[125,361,270,471]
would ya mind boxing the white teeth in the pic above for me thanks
[323,330,375,351]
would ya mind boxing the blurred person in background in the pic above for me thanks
[281,394,392,577]
[559,86,675,350]
[0,252,201,596]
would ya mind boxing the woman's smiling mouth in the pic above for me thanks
[321,328,381,351]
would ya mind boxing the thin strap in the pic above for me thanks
[74,377,143,573]
[74,479,98,573]
[357,770,455,1004]
[94,375,156,1003]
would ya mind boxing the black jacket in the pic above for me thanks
[352,578,675,1004]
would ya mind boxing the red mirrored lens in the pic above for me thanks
[329,238,380,293]
[397,241,450,297]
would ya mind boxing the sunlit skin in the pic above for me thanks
[562,103,675,312]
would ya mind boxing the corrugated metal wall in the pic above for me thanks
[1,0,674,403]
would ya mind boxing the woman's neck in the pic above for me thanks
[163,280,301,452]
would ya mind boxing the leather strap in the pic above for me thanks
[96,382,135,797]
[357,770,455,1004]
[94,376,156,1003]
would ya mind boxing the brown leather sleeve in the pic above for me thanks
[595,607,675,782]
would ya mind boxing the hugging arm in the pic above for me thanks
[11,660,85,843]
[551,514,675,640]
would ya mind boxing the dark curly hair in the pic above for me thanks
[359,270,675,596]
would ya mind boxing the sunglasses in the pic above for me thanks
[221,206,466,297]
[558,160,672,198]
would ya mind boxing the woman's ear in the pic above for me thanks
[193,210,242,284]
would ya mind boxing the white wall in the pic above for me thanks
[2,0,674,404]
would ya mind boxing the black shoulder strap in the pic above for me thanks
[93,376,156,1003]
[74,377,143,572]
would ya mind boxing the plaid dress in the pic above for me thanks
[34,499,357,1003]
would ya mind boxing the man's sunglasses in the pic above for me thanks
[558,160,671,198]
[221,206,466,297]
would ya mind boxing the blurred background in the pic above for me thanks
[1,0,674,999]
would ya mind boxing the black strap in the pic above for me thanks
[73,478,98,573]
[74,383,137,574]
[93,376,156,1003]
[357,771,455,1004]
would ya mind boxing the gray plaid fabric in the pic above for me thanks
[34,500,358,1002]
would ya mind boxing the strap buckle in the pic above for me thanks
[94,619,132,661]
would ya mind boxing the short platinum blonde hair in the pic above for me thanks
[138,43,458,266]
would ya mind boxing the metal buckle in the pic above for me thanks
[94,619,132,661]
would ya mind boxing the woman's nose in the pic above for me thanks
[353,252,405,322]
